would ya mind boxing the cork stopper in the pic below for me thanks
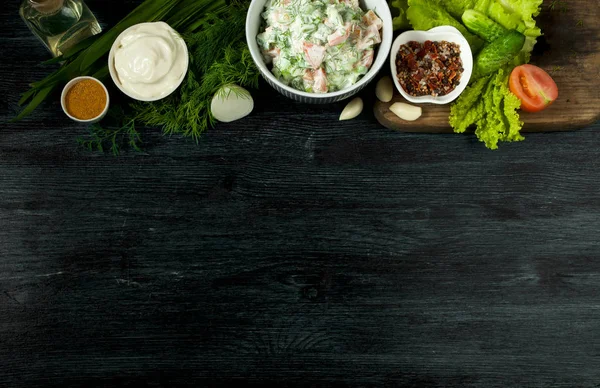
[29,0,65,14]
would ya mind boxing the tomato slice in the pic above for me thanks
[509,64,558,113]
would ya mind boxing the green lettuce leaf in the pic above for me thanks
[389,0,410,31]
[443,0,478,19]
[406,0,484,52]
[474,0,492,13]
[502,80,524,142]
[449,76,489,134]
[450,69,523,150]
[407,0,477,19]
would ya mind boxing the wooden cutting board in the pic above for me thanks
[374,0,600,133]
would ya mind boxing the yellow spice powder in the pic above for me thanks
[65,79,107,120]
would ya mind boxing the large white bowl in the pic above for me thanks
[390,26,473,105]
[246,0,393,104]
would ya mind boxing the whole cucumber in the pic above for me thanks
[462,9,507,42]
[474,30,525,78]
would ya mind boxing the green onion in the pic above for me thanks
[13,86,53,122]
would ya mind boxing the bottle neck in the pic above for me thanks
[28,0,65,14]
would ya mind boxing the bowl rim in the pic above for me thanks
[107,21,189,102]
[389,26,473,105]
[246,0,393,100]
[61,76,110,123]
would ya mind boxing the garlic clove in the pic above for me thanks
[339,97,364,121]
[375,76,393,102]
[389,102,422,121]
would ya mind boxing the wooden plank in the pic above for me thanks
[374,0,600,133]
[4,1,600,387]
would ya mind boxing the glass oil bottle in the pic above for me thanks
[19,0,102,57]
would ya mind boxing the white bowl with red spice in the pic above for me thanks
[61,76,110,123]
[390,26,473,105]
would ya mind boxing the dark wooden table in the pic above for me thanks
[2,1,600,387]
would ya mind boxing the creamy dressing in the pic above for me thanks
[257,0,383,94]
[112,22,188,101]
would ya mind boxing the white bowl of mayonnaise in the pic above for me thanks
[108,21,189,102]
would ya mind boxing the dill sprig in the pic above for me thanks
[77,107,141,155]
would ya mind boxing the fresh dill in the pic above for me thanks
[76,107,141,155]
[548,0,568,13]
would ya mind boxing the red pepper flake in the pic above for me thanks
[396,40,464,97]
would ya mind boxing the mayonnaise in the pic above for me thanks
[111,22,188,101]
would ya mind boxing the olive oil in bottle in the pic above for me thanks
[19,0,101,57]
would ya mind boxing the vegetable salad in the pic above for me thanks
[257,0,383,93]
